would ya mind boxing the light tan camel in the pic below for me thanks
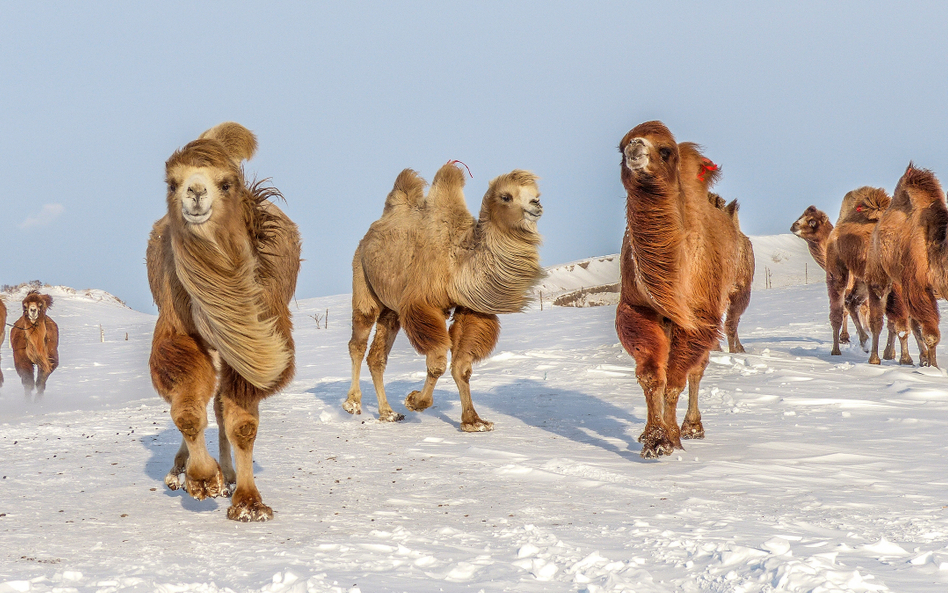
[11,291,59,395]
[709,192,754,353]
[616,121,741,458]
[866,164,947,367]
[345,162,544,432]
[147,122,301,522]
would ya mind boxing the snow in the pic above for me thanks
[3,237,948,592]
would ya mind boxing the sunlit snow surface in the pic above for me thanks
[2,239,948,592]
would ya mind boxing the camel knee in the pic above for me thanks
[229,418,258,448]
[173,410,205,439]
[426,353,447,378]
[348,338,368,362]
[451,358,473,383]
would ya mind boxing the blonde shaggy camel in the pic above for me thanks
[147,122,301,522]
[616,121,741,459]
[708,192,754,353]
[11,291,59,396]
[344,162,544,432]
[866,164,946,367]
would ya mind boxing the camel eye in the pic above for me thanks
[500,193,512,203]
[168,182,178,193]
[809,220,817,228]
[659,147,672,161]
[221,182,232,192]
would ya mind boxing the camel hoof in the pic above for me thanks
[164,469,185,491]
[681,422,704,440]
[839,333,850,344]
[227,500,273,522]
[461,419,494,432]
[378,410,405,423]
[184,467,226,500]
[868,355,881,365]
[831,347,841,356]
[342,399,362,415]
[729,345,746,354]
[882,346,896,360]
[405,390,432,412]
[899,355,914,366]
[639,425,675,459]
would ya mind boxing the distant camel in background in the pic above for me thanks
[708,191,754,353]
[345,161,545,432]
[11,291,59,395]
[147,122,301,522]
[0,298,6,387]
[616,121,741,459]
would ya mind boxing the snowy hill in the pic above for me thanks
[536,233,824,308]
[3,239,948,592]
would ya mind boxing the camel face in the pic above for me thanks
[488,180,542,231]
[623,138,652,171]
[168,166,234,226]
[791,206,827,239]
[25,301,42,324]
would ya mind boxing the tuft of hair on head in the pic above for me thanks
[199,122,258,164]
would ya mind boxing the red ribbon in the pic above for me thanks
[697,157,718,182]
[447,160,473,178]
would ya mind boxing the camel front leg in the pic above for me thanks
[449,308,500,432]
[220,388,271,522]
[405,352,447,412]
[402,303,451,413]
[164,437,190,491]
[616,302,673,458]
[366,308,404,422]
[150,327,224,500]
[827,269,848,356]
[681,351,710,440]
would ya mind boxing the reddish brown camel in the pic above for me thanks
[616,121,740,459]
[11,291,60,395]
[866,164,947,367]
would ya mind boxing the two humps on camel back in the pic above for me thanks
[10,291,60,396]
[345,161,545,432]
[865,164,948,368]
[615,121,750,459]
[792,192,912,364]
[147,122,301,522]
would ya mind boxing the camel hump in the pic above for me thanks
[426,162,468,210]
[840,186,891,222]
[384,168,427,210]
[679,142,721,188]
[199,122,258,163]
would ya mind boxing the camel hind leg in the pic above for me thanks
[214,392,237,491]
[402,303,451,414]
[345,262,382,415]
[724,284,751,354]
[150,327,224,500]
[366,308,405,422]
[681,351,710,440]
[665,325,717,446]
[449,308,500,432]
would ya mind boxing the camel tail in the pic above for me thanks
[199,122,258,163]
[384,168,427,211]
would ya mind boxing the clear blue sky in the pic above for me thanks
[3,2,947,313]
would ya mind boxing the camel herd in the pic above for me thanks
[3,120,947,521]
[792,166,948,369]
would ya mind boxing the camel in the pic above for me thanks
[709,192,754,353]
[146,122,301,522]
[866,164,947,367]
[344,161,544,432]
[0,298,5,387]
[11,291,60,395]
[823,187,915,364]
[615,121,741,459]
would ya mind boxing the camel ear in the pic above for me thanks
[43,295,53,309]
[199,122,258,164]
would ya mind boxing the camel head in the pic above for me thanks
[619,121,679,186]
[791,206,832,239]
[164,123,258,233]
[22,291,52,326]
[479,170,542,234]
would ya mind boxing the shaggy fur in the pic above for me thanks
[345,162,544,432]
[10,291,59,395]
[866,165,947,367]
[616,121,741,459]
[146,122,301,522]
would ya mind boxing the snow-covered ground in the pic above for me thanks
[2,238,948,592]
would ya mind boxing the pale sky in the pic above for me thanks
[3,1,947,312]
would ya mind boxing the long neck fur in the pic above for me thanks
[452,217,544,314]
[170,188,290,390]
[623,168,696,329]
[806,223,832,271]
